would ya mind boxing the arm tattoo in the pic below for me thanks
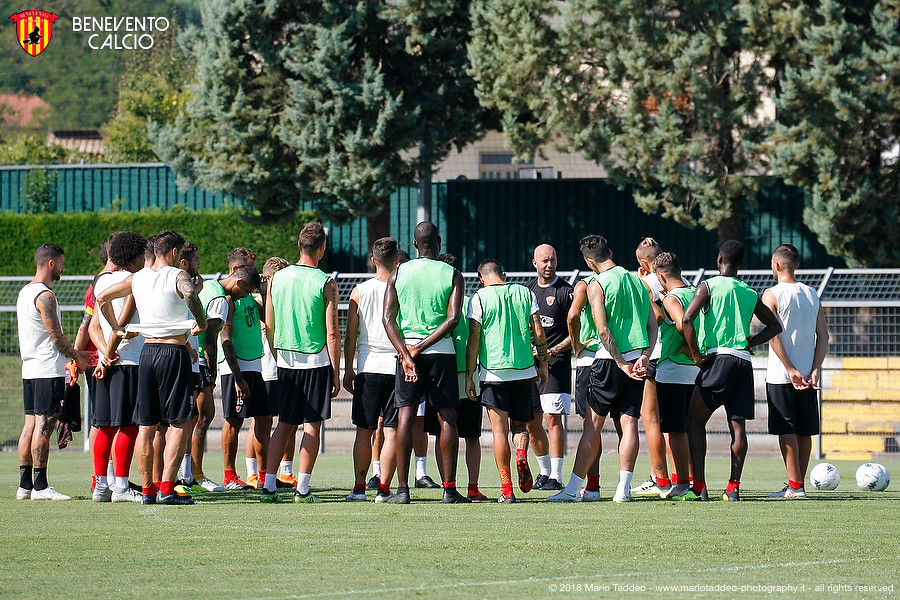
[38,292,77,359]
[178,272,207,328]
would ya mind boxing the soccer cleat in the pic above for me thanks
[92,485,113,503]
[415,475,440,489]
[631,477,671,497]
[260,489,281,503]
[31,487,71,501]
[199,477,226,492]
[158,492,195,505]
[612,487,632,503]
[579,488,602,502]
[175,479,206,495]
[496,492,517,503]
[374,490,391,503]
[541,478,563,491]
[769,485,807,499]
[661,482,692,499]
[442,488,472,504]
[141,493,157,505]
[224,477,252,491]
[722,488,741,502]
[516,456,533,493]
[294,490,323,503]
[345,489,367,502]
[111,487,143,503]
[533,474,549,490]
[467,491,489,501]
[675,488,709,501]
[246,474,261,489]
[276,474,298,489]
[16,487,32,500]
[386,489,411,504]
[366,475,380,490]
[546,489,580,502]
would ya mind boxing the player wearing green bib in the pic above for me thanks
[383,222,467,504]
[549,235,657,503]
[652,252,699,499]
[466,259,549,503]
[261,223,341,503]
[681,240,782,502]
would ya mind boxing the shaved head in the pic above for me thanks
[414,221,439,245]
[533,244,556,261]
[533,243,558,283]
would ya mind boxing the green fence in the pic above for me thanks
[0,164,843,271]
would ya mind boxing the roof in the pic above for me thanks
[46,129,104,155]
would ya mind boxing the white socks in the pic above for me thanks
[264,473,278,492]
[297,473,312,495]
[550,457,564,481]
[106,459,115,482]
[563,473,586,495]
[114,476,129,493]
[535,453,551,477]
[181,454,193,482]
[280,460,293,476]
[415,456,427,480]
[246,457,258,477]
[372,460,381,478]
[616,470,633,496]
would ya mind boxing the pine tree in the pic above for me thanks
[470,0,771,244]
[766,0,900,266]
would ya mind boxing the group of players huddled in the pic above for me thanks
[15,221,828,504]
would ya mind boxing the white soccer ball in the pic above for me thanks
[855,463,890,491]
[809,462,840,490]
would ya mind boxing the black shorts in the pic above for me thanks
[480,379,535,424]
[394,354,459,410]
[221,372,270,419]
[423,395,482,438]
[767,383,819,436]
[656,382,694,433]
[136,344,195,426]
[574,365,591,417]
[197,364,214,390]
[23,377,65,415]
[696,354,755,421]
[351,373,397,430]
[531,357,572,414]
[85,365,97,409]
[265,379,280,416]
[278,365,332,425]
[587,359,643,418]
[92,364,139,427]
[646,358,657,381]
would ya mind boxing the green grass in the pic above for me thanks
[1,452,898,599]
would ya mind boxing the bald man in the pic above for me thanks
[526,244,574,490]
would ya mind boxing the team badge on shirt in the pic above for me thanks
[546,296,555,306]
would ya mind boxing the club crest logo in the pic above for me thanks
[546,296,555,306]
[10,10,59,56]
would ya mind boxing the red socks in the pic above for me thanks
[468,483,479,495]
[443,480,456,490]
[515,449,527,460]
[586,475,600,491]
[113,426,138,477]
[501,482,513,497]
[655,476,671,487]
[353,483,365,493]
[693,481,707,493]
[92,426,115,477]
[224,469,237,483]
[378,483,390,495]
[725,480,740,494]
[789,479,804,489]
[159,481,175,496]
[142,484,158,496]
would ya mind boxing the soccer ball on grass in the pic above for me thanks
[809,462,840,490]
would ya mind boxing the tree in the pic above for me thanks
[764,0,900,266]
[469,0,771,245]
[156,0,489,246]
[101,23,192,163]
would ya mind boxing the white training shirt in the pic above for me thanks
[467,289,540,382]
[766,281,821,384]
[17,282,67,379]
[354,278,398,375]
[129,265,193,338]
[93,270,144,366]
[260,328,277,381]
[199,296,229,369]
[641,272,664,360]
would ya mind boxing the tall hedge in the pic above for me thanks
[0,207,317,275]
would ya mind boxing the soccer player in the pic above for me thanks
[549,235,656,503]
[17,244,90,500]
[681,240,782,502]
[629,237,673,497]
[526,244,573,491]
[261,222,341,503]
[198,262,264,490]
[344,237,401,501]
[90,232,148,502]
[97,230,208,505]
[383,221,468,504]
[466,259,549,503]
[651,252,699,499]
[246,256,290,489]
[763,244,829,499]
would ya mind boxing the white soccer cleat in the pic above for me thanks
[199,477,226,492]
[345,490,367,502]
[31,486,71,501]
[92,485,112,502]
[111,487,143,503]
[546,489,581,502]
[16,487,31,500]
[661,482,691,499]
[769,485,807,499]
[612,487,632,503]
[579,488,602,502]
[631,477,670,497]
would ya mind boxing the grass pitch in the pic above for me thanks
[1,451,898,599]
